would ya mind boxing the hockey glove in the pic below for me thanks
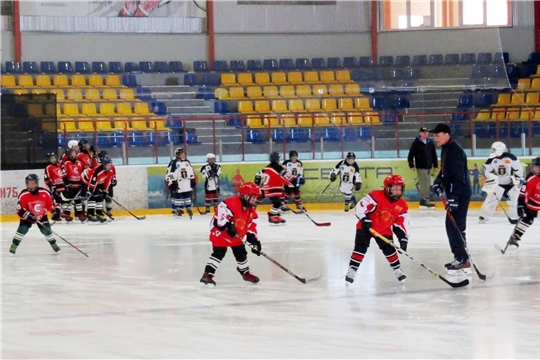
[226,222,237,238]
[512,176,524,187]
[85,192,92,201]
[361,217,372,236]
[445,199,458,213]
[330,173,337,182]
[431,181,443,196]
[297,177,305,186]
[354,182,362,191]
[517,199,525,218]
[399,239,408,252]
[190,179,197,189]
[22,211,38,223]
[246,233,261,256]
[111,178,118,187]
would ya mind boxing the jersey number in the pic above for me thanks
[343,174,350,183]
[180,169,188,179]
[497,166,507,176]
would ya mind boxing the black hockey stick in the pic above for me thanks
[321,182,333,194]
[37,221,89,257]
[439,194,489,281]
[370,229,469,288]
[494,219,521,254]
[107,197,146,220]
[493,194,518,224]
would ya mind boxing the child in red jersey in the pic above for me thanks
[82,156,115,222]
[44,152,65,222]
[346,174,409,285]
[62,148,86,222]
[254,152,291,224]
[9,174,60,254]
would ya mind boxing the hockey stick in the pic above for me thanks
[370,229,469,288]
[321,182,333,194]
[238,235,322,284]
[438,194,488,281]
[493,194,517,224]
[37,221,89,257]
[107,197,146,220]
[293,207,331,226]
[494,219,521,254]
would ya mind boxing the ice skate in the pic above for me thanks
[296,203,306,212]
[280,205,290,213]
[237,267,260,283]
[205,206,210,214]
[446,260,472,275]
[9,243,18,254]
[444,259,457,269]
[200,272,216,287]
[345,267,356,285]
[175,208,184,217]
[50,242,60,252]
[97,214,107,223]
[62,212,73,222]
[344,203,350,212]
[507,235,520,249]
[393,268,407,282]
[87,214,99,222]
[268,212,286,225]
[78,213,87,223]
[478,216,488,224]
[51,209,62,222]
[187,208,193,220]
[419,199,435,210]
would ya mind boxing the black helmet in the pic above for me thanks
[101,156,113,165]
[270,152,280,163]
[175,147,185,156]
[46,152,57,164]
[78,139,89,149]
[289,150,298,158]
[346,152,356,160]
[25,173,39,194]
[532,156,540,167]
[98,150,109,159]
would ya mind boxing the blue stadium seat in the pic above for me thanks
[92,61,107,74]
[477,53,492,64]
[532,122,540,137]
[75,61,91,74]
[185,130,199,144]
[311,58,326,70]
[213,60,229,72]
[322,127,340,142]
[57,134,66,148]
[23,61,39,74]
[5,61,21,73]
[471,65,488,78]
[444,54,459,65]
[230,60,245,72]
[263,59,278,71]
[451,110,470,122]
[360,83,376,94]
[154,61,169,73]
[505,65,521,79]
[372,97,388,110]
[96,133,111,148]
[247,60,262,71]
[40,61,56,74]
[358,126,371,139]
[193,61,208,72]
[151,102,168,115]
[295,58,310,70]
[183,73,198,86]
[412,55,427,66]
[383,112,402,124]
[136,87,152,101]
[327,57,342,69]
[404,67,421,80]
[457,94,474,108]
[379,56,394,67]
[121,74,138,87]
[392,96,410,109]
[214,101,229,114]
[228,117,242,128]
[522,64,538,77]
[279,58,294,70]
[139,61,153,73]
[198,87,214,100]
[370,68,384,81]
[202,73,219,86]
[474,123,495,138]
[57,61,74,74]
[124,62,138,73]
[475,93,494,108]
[108,61,123,73]
[128,132,149,146]
[290,128,309,142]
[490,65,506,78]
[110,131,125,147]
[395,56,410,67]
[448,123,461,138]
[358,57,374,67]
[343,57,358,68]
[460,53,476,65]
[350,70,365,82]
[429,54,444,66]
[495,52,509,64]
[524,52,540,64]
[510,123,528,138]
[272,129,287,142]
[247,129,264,143]
[390,68,405,80]
[169,61,184,73]
[342,127,356,141]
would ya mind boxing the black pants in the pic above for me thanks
[349,229,401,271]
[204,245,249,275]
[515,208,538,240]
[445,195,470,262]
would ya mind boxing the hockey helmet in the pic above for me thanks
[25,173,39,194]
[46,152,57,164]
[175,147,186,156]
[346,152,356,160]
[269,152,280,163]
[533,156,540,167]
[78,139,90,150]
[98,150,109,159]
[206,153,216,160]
[67,148,77,161]
[289,150,298,158]
[239,182,261,208]
[490,141,507,158]
[101,156,113,165]
[67,140,79,150]
[383,174,405,202]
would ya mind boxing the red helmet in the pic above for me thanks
[383,174,405,202]
[239,182,261,207]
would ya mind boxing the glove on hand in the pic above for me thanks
[354,182,362,191]
[517,203,525,218]
[246,233,261,256]
[361,218,372,236]
[22,211,38,223]
[330,173,337,182]
[226,222,237,238]
[445,199,458,213]
[399,239,408,252]
[431,182,443,196]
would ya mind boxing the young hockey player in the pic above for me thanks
[345,174,409,285]
[507,156,540,248]
[282,150,306,211]
[95,151,117,217]
[479,141,524,224]
[77,139,94,169]
[62,148,86,222]
[200,182,262,287]
[166,148,187,216]
[60,139,79,165]
[255,152,291,224]
[9,174,60,255]
[200,153,222,214]
[44,153,65,222]
[330,152,362,212]
[82,156,115,223]
[169,149,196,219]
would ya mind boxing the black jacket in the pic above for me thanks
[407,136,438,169]
[434,138,471,200]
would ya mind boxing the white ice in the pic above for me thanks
[2,209,540,358]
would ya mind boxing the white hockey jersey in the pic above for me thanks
[282,160,304,187]
[201,163,222,192]
[483,153,523,186]
[330,160,362,194]
[170,160,195,193]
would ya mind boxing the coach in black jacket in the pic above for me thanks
[430,123,472,273]
[407,127,438,207]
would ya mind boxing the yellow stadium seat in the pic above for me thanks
[281,114,297,127]
[330,113,346,126]
[85,88,102,102]
[287,72,303,84]
[62,103,81,117]
[313,113,330,126]
[517,109,535,121]
[237,73,254,85]
[526,92,540,105]
[238,101,255,114]
[78,118,96,132]
[99,103,117,116]
[364,112,381,125]
[516,78,531,92]
[338,98,355,111]
[506,108,521,121]
[490,108,506,121]
[329,84,345,97]
[119,88,136,101]
[510,93,525,106]
[474,109,491,121]
[134,102,153,115]
[117,102,134,116]
[296,85,311,97]
[35,75,52,87]
[531,78,540,90]
[305,99,321,112]
[255,73,271,85]
[131,117,151,130]
[322,98,338,112]
[533,65,540,77]
[345,83,361,96]
[67,89,84,102]
[221,73,236,86]
[18,75,36,87]
[1,75,16,87]
[31,88,47,96]
[272,100,289,113]
[112,118,128,130]
[53,74,71,87]
[246,115,263,128]
[56,104,64,117]
[214,87,229,100]
[320,71,336,83]
[88,75,105,87]
[27,104,44,117]
[105,75,122,87]
[102,88,118,101]
[263,115,279,128]
[13,88,28,95]
[59,119,78,132]
[297,113,313,127]
[303,71,320,83]
[49,89,66,102]
[263,86,279,98]
[493,93,511,107]
[81,103,99,117]
[336,70,352,82]
[247,86,263,99]
[312,84,328,97]
[71,75,88,87]
[347,112,364,125]
[271,72,288,84]
[289,99,306,112]
[255,100,271,113]
[148,118,170,131]
[355,97,372,110]
[95,118,116,131]
[229,87,245,99]
[280,85,296,98]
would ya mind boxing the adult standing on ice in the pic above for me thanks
[407,127,438,209]
[430,123,472,275]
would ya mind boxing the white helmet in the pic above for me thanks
[67,140,78,149]
[206,153,216,160]
[490,141,507,158]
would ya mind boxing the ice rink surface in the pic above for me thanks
[2,209,540,359]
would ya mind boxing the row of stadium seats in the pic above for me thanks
[1,74,126,88]
[237,98,374,114]
[242,112,381,129]
[492,92,540,107]
[245,126,372,144]
[56,102,154,117]
[516,77,540,92]
[10,88,140,102]
[473,122,540,138]
[215,84,365,100]
[3,61,184,74]
[218,70,354,86]
[474,108,539,122]
[58,117,170,132]
[56,131,192,148]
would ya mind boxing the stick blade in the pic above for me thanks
[300,273,323,284]
[494,243,506,254]
[315,222,332,227]
[136,216,146,220]
[439,275,469,288]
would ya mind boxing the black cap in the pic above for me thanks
[419,127,429,132]
[430,123,451,134]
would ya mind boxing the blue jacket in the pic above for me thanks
[434,138,471,200]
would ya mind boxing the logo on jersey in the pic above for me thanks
[340,166,345,171]
[72,166,80,175]
[505,159,511,164]
[349,169,354,173]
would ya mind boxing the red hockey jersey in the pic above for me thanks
[210,196,259,247]
[257,164,291,197]
[44,164,65,192]
[77,152,92,169]
[82,166,115,193]
[17,188,54,220]
[520,173,540,211]
[63,159,84,188]
[355,189,409,239]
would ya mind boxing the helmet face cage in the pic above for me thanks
[384,175,405,201]
[25,173,39,193]
[490,141,507,158]
[67,149,77,161]
[346,152,356,164]
[175,148,186,158]
[47,152,57,164]
[239,182,261,207]
[270,152,280,163]
[78,139,90,151]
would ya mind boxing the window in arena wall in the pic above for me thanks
[382,0,511,30]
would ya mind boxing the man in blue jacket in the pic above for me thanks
[430,124,472,275]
